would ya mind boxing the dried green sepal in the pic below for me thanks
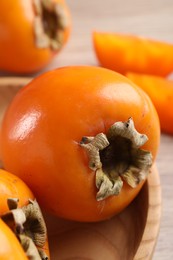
[96,168,123,201]
[22,199,47,248]
[33,0,69,50]
[1,206,26,234]
[107,117,148,148]
[7,198,19,210]
[34,17,50,48]
[38,249,49,260]
[33,0,42,15]
[55,4,69,29]
[80,133,109,170]
[1,198,48,260]
[19,234,42,260]
[80,118,152,201]
[41,0,53,11]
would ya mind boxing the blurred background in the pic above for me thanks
[46,0,173,71]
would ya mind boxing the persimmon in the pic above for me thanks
[0,169,50,259]
[127,72,173,135]
[0,169,34,215]
[0,218,28,260]
[0,0,71,74]
[1,66,160,222]
[93,32,173,76]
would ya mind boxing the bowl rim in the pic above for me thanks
[134,165,161,260]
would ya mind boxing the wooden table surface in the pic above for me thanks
[1,0,173,259]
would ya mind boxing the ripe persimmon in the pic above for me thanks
[0,169,34,215]
[0,0,71,74]
[0,169,50,259]
[1,66,160,221]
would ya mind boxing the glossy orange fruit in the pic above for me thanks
[127,72,173,135]
[0,218,28,260]
[1,66,160,221]
[93,32,173,76]
[0,0,71,73]
[0,168,50,258]
[0,169,34,215]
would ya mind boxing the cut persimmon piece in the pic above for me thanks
[127,72,173,135]
[93,32,173,76]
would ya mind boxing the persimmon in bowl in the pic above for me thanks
[0,70,161,259]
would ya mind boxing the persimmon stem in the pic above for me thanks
[2,198,48,260]
[33,0,69,50]
[80,118,152,201]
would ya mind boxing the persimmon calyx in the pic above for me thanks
[33,0,69,50]
[80,117,152,201]
[2,198,48,260]
[19,234,43,260]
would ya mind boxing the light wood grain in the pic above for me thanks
[134,167,161,260]
[0,78,31,125]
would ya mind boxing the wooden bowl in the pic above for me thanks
[0,77,161,260]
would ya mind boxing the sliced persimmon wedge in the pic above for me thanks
[127,72,173,135]
[93,32,173,77]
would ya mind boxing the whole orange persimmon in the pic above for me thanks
[0,168,50,259]
[1,66,160,222]
[0,0,71,74]
[0,169,34,215]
